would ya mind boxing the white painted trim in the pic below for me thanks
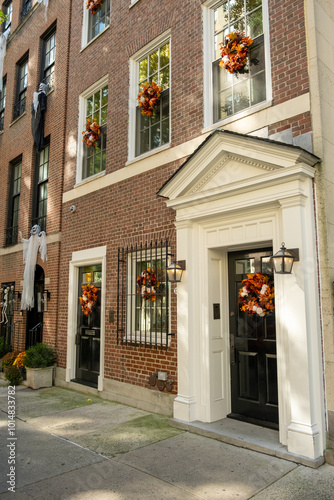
[76,75,109,185]
[66,246,107,392]
[81,0,110,50]
[64,93,310,203]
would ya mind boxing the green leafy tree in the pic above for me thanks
[0,11,8,26]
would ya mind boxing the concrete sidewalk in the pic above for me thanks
[0,381,333,499]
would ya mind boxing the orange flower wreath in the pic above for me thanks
[79,284,99,316]
[219,31,253,75]
[86,0,103,15]
[82,118,100,147]
[238,273,274,317]
[137,81,162,117]
[136,267,159,301]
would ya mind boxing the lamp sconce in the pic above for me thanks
[166,260,186,283]
[272,243,299,274]
[13,291,22,312]
[37,290,51,313]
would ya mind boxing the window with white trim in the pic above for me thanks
[130,34,170,159]
[83,0,110,47]
[204,0,270,126]
[77,77,108,183]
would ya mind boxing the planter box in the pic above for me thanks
[26,366,53,390]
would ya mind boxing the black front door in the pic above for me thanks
[228,248,278,427]
[75,265,102,387]
[26,265,44,348]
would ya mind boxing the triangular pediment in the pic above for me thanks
[158,130,319,201]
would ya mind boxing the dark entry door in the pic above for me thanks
[26,265,44,348]
[228,248,278,426]
[75,265,102,387]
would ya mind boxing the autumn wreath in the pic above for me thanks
[86,0,102,15]
[219,31,253,75]
[79,284,99,316]
[238,273,274,317]
[137,81,162,117]
[82,118,100,147]
[137,268,159,301]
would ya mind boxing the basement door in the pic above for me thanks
[228,249,278,427]
[75,265,102,387]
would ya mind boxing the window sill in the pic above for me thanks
[126,142,171,167]
[129,0,141,8]
[202,100,273,135]
[81,25,110,53]
[74,170,106,188]
[9,111,27,127]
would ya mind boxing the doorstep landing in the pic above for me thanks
[169,417,324,469]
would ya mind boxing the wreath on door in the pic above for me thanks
[79,284,99,316]
[238,273,274,317]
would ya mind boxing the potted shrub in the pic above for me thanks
[23,343,56,390]
[1,351,21,385]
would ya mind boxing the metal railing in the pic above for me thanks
[31,215,47,233]
[26,322,43,348]
[1,320,22,348]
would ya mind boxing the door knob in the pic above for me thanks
[230,311,235,317]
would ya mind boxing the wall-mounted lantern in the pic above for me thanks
[37,290,51,313]
[166,261,186,283]
[272,243,299,274]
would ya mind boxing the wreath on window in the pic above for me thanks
[238,273,274,317]
[86,0,103,15]
[137,81,162,117]
[79,284,99,316]
[219,31,253,75]
[82,118,100,147]
[136,268,160,301]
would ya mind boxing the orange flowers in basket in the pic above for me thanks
[137,81,162,117]
[82,118,100,147]
[219,31,253,75]
[79,284,99,316]
[238,273,274,317]
[86,0,103,15]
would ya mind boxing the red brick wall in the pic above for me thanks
[0,0,71,350]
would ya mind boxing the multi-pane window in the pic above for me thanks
[21,0,32,20]
[2,1,12,38]
[82,84,108,179]
[117,242,171,349]
[14,56,28,120]
[136,41,170,157]
[6,159,22,246]
[87,0,110,43]
[42,30,56,91]
[212,0,266,122]
[0,78,6,132]
[32,143,49,231]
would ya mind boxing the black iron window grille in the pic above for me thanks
[21,0,32,20]
[117,240,173,350]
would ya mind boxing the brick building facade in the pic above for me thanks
[1,0,334,464]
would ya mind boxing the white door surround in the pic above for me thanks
[158,130,325,461]
[66,246,107,392]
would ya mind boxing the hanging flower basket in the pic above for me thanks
[238,273,274,317]
[137,268,160,301]
[137,81,162,117]
[82,118,100,147]
[79,284,99,316]
[86,0,103,15]
[219,31,253,75]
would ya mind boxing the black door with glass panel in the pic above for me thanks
[75,265,102,387]
[228,248,278,427]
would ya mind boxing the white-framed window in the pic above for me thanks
[203,0,271,128]
[128,31,171,160]
[117,242,171,348]
[82,0,110,48]
[77,76,108,183]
